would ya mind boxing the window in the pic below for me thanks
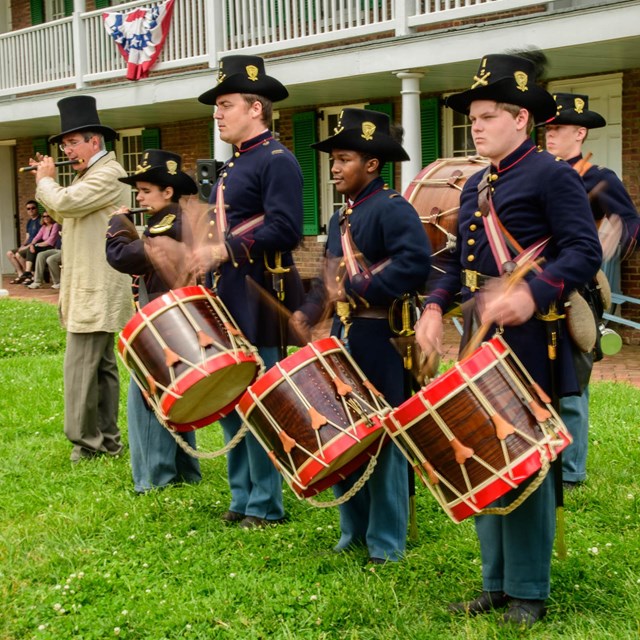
[116,129,145,225]
[442,96,476,157]
[44,0,67,22]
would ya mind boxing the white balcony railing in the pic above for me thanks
[0,0,554,98]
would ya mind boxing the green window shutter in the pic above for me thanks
[292,111,319,236]
[64,0,74,16]
[105,139,115,152]
[366,102,394,189]
[30,0,44,25]
[33,136,49,157]
[141,127,161,150]
[420,98,440,168]
[95,0,112,9]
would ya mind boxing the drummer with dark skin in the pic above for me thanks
[293,108,431,564]
[415,51,602,626]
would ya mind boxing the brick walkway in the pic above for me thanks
[3,274,639,389]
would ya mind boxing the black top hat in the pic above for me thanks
[543,92,606,129]
[198,55,289,105]
[49,95,118,144]
[118,150,198,196]
[311,108,410,162]
[446,54,557,123]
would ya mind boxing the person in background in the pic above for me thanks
[293,108,432,564]
[28,235,62,290]
[29,95,132,464]
[21,212,60,286]
[7,200,41,284]
[106,149,202,494]
[415,51,602,627]
[544,92,640,488]
[196,54,305,529]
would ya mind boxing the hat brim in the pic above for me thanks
[119,167,198,196]
[541,111,606,129]
[312,130,410,162]
[198,74,289,104]
[49,125,118,145]
[446,79,557,124]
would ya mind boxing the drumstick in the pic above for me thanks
[459,260,540,361]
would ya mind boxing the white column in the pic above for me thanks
[394,71,424,195]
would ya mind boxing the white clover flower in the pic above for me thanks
[38,624,47,631]
[54,584,61,590]
[114,627,121,635]
[310,595,318,601]
[145,589,151,594]
[186,624,192,630]
[69,573,77,579]
[143,563,149,568]
[53,603,62,611]
[64,585,70,590]
[229,573,236,578]
[78,572,84,578]
[627,494,634,500]
[165,533,172,540]
[589,547,599,554]
[121,610,128,616]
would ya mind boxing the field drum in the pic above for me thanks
[118,285,261,432]
[383,335,571,523]
[236,337,391,498]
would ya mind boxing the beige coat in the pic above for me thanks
[36,152,133,333]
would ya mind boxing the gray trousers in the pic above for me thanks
[64,331,122,461]
[34,249,61,285]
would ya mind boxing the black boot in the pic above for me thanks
[448,591,510,615]
[501,599,547,627]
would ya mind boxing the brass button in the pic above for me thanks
[346,208,353,215]
[222,172,228,178]
[470,224,477,231]
[234,152,240,158]
[490,173,498,181]
[208,232,213,239]
[467,239,475,246]
[209,220,215,226]
[229,162,234,167]
[474,211,482,218]
[468,254,475,262]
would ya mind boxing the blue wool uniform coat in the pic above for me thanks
[571,154,640,258]
[426,138,602,600]
[426,139,602,398]
[324,177,432,561]
[210,130,304,347]
[106,205,201,493]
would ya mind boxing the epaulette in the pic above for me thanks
[271,149,284,155]
[149,214,176,234]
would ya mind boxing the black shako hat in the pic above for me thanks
[311,108,410,163]
[118,149,198,196]
[543,92,606,129]
[49,95,118,144]
[198,55,288,105]
[446,54,557,123]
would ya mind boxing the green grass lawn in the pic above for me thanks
[1,298,639,639]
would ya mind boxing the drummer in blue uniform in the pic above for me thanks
[106,149,202,494]
[293,108,432,563]
[415,52,602,626]
[543,93,640,488]
[197,55,305,529]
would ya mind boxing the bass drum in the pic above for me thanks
[403,156,489,278]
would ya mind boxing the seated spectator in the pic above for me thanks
[7,200,41,283]
[21,213,60,286]
[28,236,62,290]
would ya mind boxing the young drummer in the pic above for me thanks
[106,149,202,494]
[294,108,432,563]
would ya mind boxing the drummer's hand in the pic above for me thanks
[479,280,535,326]
[34,155,56,182]
[414,304,444,356]
[190,243,229,277]
[289,310,313,344]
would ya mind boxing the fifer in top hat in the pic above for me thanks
[198,55,288,105]
[446,52,556,123]
[544,92,606,129]
[311,108,410,163]
[119,149,198,196]
[49,95,118,144]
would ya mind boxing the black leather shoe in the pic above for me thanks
[239,515,286,529]
[221,510,244,523]
[367,557,387,565]
[501,599,546,627]
[448,591,510,615]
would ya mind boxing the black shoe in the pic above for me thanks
[221,510,245,523]
[563,481,583,491]
[448,591,510,615]
[367,557,388,565]
[501,599,546,627]
[239,515,286,529]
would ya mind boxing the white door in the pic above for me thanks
[547,74,623,177]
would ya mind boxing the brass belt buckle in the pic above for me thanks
[466,269,478,292]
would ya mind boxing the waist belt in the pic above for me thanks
[463,269,492,292]
[350,306,389,320]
